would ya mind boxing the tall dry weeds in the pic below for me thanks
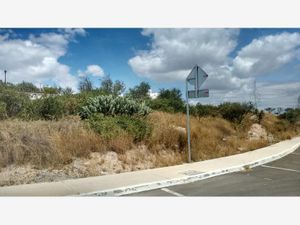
[0,117,107,168]
[261,113,299,140]
[0,111,298,172]
[146,111,272,162]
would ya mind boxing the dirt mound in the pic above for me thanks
[248,123,274,142]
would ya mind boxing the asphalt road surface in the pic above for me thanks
[127,147,300,196]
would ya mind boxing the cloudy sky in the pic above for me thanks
[0,28,299,108]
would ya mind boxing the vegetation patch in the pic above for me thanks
[79,95,151,119]
[0,80,299,186]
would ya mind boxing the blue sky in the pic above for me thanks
[0,28,299,108]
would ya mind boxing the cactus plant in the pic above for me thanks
[79,95,151,119]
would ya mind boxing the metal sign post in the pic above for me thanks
[185,79,192,163]
[186,65,209,163]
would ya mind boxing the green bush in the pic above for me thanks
[87,114,151,142]
[0,101,7,120]
[115,116,152,142]
[79,95,151,119]
[279,108,300,124]
[148,88,185,113]
[38,97,64,120]
[61,96,80,115]
[147,98,177,113]
[190,104,219,117]
[16,81,40,93]
[87,114,123,139]
[218,102,256,123]
[0,89,30,117]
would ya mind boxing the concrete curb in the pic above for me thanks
[81,142,300,196]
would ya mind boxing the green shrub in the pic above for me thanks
[79,95,151,119]
[16,81,40,93]
[0,89,30,117]
[279,108,300,124]
[147,98,177,113]
[115,116,152,142]
[218,102,256,123]
[87,114,123,139]
[38,97,64,120]
[62,96,80,115]
[127,82,151,101]
[0,101,7,120]
[190,104,219,117]
[87,114,151,142]
[148,88,185,113]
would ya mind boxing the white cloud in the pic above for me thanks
[86,65,105,77]
[61,28,86,38]
[129,29,300,108]
[233,32,300,77]
[188,81,300,109]
[129,29,239,85]
[77,64,105,77]
[128,28,253,92]
[256,82,300,108]
[129,29,262,93]
[0,29,86,91]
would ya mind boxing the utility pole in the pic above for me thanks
[4,70,7,85]
[253,78,257,108]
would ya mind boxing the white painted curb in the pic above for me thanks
[81,142,300,196]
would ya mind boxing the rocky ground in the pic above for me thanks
[0,145,182,186]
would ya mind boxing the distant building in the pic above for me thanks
[29,92,43,100]
[149,89,158,99]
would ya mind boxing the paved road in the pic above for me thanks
[127,147,300,196]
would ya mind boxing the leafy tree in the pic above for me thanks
[16,81,40,93]
[42,86,60,95]
[279,108,300,124]
[218,102,256,122]
[149,88,185,113]
[79,77,93,92]
[113,80,126,96]
[265,107,275,113]
[98,77,126,96]
[127,82,151,100]
[62,87,73,95]
[100,77,113,94]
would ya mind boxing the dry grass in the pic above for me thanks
[0,111,298,172]
[0,116,105,168]
[0,116,136,169]
[261,113,299,140]
[146,111,271,162]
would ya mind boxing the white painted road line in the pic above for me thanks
[161,188,184,197]
[261,165,300,173]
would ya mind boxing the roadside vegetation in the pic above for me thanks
[0,78,299,186]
